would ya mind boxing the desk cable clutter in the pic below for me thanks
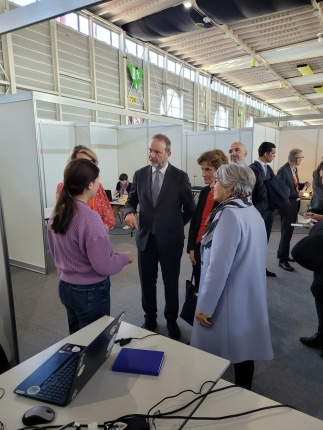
[14,382,297,430]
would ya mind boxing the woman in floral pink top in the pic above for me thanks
[56,145,115,229]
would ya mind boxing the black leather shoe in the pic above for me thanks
[288,258,295,263]
[167,322,181,340]
[299,334,323,349]
[142,320,157,331]
[279,261,294,271]
[266,269,276,277]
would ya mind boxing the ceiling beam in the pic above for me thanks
[0,0,108,35]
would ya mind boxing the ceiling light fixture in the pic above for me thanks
[251,59,256,68]
[314,85,323,93]
[183,0,192,8]
[203,16,211,23]
[297,64,313,76]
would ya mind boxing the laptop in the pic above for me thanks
[105,189,113,201]
[14,312,124,406]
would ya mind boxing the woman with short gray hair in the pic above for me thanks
[190,163,273,390]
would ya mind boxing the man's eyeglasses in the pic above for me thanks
[296,156,304,160]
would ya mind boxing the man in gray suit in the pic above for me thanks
[124,134,195,339]
[277,149,311,271]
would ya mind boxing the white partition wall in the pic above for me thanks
[185,129,253,187]
[186,132,215,185]
[117,123,183,183]
[89,124,118,193]
[0,192,19,366]
[39,120,76,208]
[0,93,47,274]
[279,127,318,182]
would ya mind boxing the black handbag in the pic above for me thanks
[180,272,198,326]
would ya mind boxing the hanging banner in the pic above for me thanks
[128,65,143,91]
[238,106,244,118]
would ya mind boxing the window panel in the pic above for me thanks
[137,44,144,58]
[168,60,175,73]
[64,13,78,31]
[150,52,158,65]
[79,16,89,35]
[126,40,137,56]
[94,24,111,44]
[158,55,164,68]
[111,32,119,48]
[175,63,182,75]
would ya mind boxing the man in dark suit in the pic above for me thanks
[124,134,195,339]
[277,149,311,271]
[250,141,277,277]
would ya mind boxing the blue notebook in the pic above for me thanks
[112,348,164,376]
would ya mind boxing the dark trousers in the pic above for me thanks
[311,279,323,334]
[138,233,183,323]
[192,241,201,289]
[234,360,255,390]
[277,199,300,261]
[260,210,274,242]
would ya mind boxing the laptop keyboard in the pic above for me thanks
[37,355,79,402]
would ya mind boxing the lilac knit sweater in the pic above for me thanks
[48,200,129,284]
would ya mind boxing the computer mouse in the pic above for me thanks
[22,405,55,426]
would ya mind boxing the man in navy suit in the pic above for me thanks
[277,149,311,271]
[124,134,195,339]
[250,141,277,277]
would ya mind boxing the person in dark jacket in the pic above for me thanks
[298,216,323,357]
[250,141,277,277]
[309,161,323,215]
[276,149,311,271]
[124,134,195,340]
[187,149,228,288]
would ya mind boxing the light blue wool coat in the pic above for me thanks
[190,205,274,363]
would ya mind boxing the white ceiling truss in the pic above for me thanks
[3,0,323,122]
[88,0,323,121]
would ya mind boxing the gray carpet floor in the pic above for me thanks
[10,215,323,421]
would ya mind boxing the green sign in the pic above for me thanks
[128,65,143,91]
[238,106,243,118]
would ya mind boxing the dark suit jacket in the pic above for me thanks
[187,185,217,253]
[249,161,274,212]
[124,164,195,252]
[277,162,305,200]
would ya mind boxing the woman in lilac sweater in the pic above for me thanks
[48,158,133,334]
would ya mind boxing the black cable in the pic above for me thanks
[105,403,296,429]
[0,388,4,399]
[114,333,159,346]
[148,380,216,415]
[150,385,239,421]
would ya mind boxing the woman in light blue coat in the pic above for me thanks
[190,163,273,390]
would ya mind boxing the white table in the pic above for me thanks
[182,378,323,430]
[0,316,229,429]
